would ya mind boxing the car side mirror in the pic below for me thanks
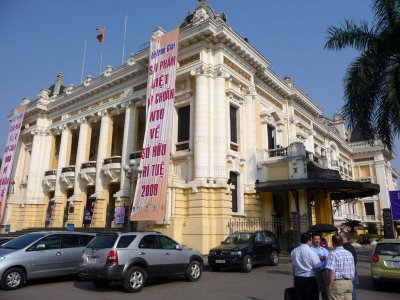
[36,244,46,250]
[175,244,183,250]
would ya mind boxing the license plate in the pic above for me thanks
[391,261,400,268]
[215,260,225,264]
[88,258,97,264]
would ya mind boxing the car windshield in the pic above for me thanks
[87,234,118,249]
[375,243,400,256]
[0,233,46,250]
[223,233,252,244]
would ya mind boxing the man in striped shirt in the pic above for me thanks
[326,234,355,300]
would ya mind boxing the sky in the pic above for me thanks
[1,0,397,169]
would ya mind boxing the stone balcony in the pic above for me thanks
[80,161,96,186]
[256,146,288,162]
[43,169,57,191]
[61,166,75,189]
[102,156,121,183]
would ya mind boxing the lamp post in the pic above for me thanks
[123,159,143,231]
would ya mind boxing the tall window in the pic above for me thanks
[230,105,238,150]
[230,171,238,213]
[267,125,276,150]
[178,106,190,142]
[365,203,375,216]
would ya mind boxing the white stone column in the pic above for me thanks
[95,111,113,199]
[25,131,44,202]
[36,131,53,199]
[54,126,72,202]
[191,66,209,181]
[375,155,390,209]
[73,118,92,201]
[120,101,136,198]
[213,68,228,181]
[244,87,256,185]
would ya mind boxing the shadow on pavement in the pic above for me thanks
[358,275,400,293]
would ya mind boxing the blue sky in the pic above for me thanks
[1,0,397,169]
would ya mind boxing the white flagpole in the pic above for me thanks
[121,12,128,65]
[81,39,87,84]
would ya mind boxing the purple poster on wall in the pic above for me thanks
[389,191,400,220]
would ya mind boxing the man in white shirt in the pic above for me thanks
[291,232,322,300]
[312,233,330,300]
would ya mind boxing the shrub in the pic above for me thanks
[366,223,378,234]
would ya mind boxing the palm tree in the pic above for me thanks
[325,0,400,150]
[342,218,362,234]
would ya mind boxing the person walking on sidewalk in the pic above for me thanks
[339,232,358,300]
[291,232,321,300]
[311,233,329,300]
[326,234,355,300]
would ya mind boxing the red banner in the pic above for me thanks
[0,103,27,222]
[131,27,179,221]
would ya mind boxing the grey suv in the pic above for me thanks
[79,232,203,292]
[0,231,95,290]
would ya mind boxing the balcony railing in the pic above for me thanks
[129,151,142,160]
[364,215,378,221]
[44,170,57,176]
[359,177,376,183]
[104,156,121,165]
[61,166,75,173]
[256,147,288,161]
[81,162,96,169]
[176,141,189,151]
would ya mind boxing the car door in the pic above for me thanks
[30,234,63,278]
[252,232,267,262]
[137,234,164,276]
[60,234,82,274]
[157,235,186,275]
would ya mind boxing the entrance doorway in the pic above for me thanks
[83,186,95,228]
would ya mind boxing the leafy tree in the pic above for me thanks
[342,218,362,234]
[325,0,400,150]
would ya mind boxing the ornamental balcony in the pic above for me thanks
[102,156,121,183]
[256,146,288,162]
[80,161,96,186]
[61,166,75,189]
[43,169,57,191]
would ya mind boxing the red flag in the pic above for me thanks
[96,28,105,43]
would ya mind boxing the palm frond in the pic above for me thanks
[325,19,377,51]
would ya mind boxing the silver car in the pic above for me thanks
[0,231,95,290]
[79,232,203,293]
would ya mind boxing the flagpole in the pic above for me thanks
[121,12,128,65]
[99,26,105,75]
[81,39,87,84]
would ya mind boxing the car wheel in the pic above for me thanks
[123,266,146,293]
[92,279,111,288]
[185,260,202,282]
[242,255,253,273]
[1,267,26,290]
[209,263,220,272]
[268,251,279,266]
[372,279,382,291]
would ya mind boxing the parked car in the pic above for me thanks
[208,230,280,272]
[79,231,203,293]
[371,238,400,290]
[0,231,95,290]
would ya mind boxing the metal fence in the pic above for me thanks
[227,214,311,252]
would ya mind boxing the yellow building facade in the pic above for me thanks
[0,1,393,253]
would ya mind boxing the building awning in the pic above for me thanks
[255,178,380,200]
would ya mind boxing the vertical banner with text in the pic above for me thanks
[131,27,179,221]
[0,103,27,222]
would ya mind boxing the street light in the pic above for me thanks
[123,159,143,231]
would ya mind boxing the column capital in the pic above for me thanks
[121,100,133,109]
[190,65,206,77]
[97,109,110,118]
[215,66,230,79]
[245,86,256,98]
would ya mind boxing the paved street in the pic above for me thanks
[0,248,398,300]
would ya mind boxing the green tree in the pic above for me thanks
[325,0,400,150]
[342,218,362,234]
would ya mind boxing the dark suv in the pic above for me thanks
[208,230,280,272]
[79,232,203,293]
